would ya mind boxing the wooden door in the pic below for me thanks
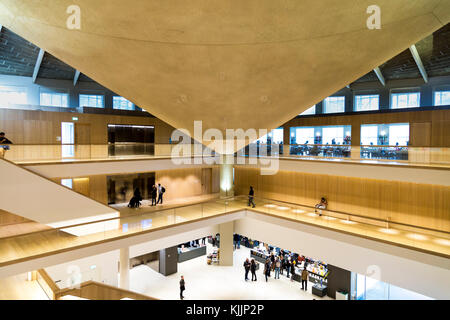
[75,123,91,158]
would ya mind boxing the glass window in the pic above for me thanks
[113,96,134,110]
[355,94,379,111]
[434,91,450,106]
[257,128,284,144]
[61,122,75,158]
[0,86,27,106]
[361,125,378,145]
[391,92,420,109]
[354,273,433,300]
[299,105,316,115]
[295,128,315,144]
[322,126,344,144]
[388,124,409,146]
[40,92,69,107]
[79,94,104,108]
[388,284,433,300]
[61,179,73,189]
[323,96,345,114]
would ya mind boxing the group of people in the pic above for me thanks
[243,258,258,281]
[127,183,166,208]
[0,132,12,158]
[244,251,310,291]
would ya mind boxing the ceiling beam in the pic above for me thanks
[73,70,81,86]
[373,67,386,86]
[32,49,45,83]
[409,44,428,83]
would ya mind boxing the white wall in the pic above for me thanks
[24,157,219,178]
[45,250,120,289]
[0,159,117,226]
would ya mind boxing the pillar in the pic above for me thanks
[159,246,178,276]
[219,221,234,266]
[219,154,234,198]
[119,247,129,290]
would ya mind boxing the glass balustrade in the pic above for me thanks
[0,196,448,267]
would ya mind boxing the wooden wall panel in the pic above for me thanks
[0,109,175,145]
[155,168,204,201]
[0,209,30,225]
[234,167,450,232]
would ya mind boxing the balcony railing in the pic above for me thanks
[0,196,448,268]
[239,143,450,166]
[0,143,216,163]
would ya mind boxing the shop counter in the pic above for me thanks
[178,245,207,263]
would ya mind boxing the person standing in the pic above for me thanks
[301,268,309,291]
[285,258,291,278]
[250,259,257,281]
[243,258,251,281]
[290,261,296,282]
[264,259,270,282]
[233,233,241,249]
[156,183,165,204]
[280,255,284,275]
[179,276,185,299]
[248,186,256,208]
[274,258,281,279]
[0,132,12,159]
[150,184,157,206]
[270,253,275,272]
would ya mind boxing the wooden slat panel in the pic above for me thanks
[234,167,450,231]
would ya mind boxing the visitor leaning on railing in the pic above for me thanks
[0,132,13,159]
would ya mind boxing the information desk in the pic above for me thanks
[178,245,207,263]
[250,250,269,264]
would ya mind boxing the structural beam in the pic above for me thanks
[73,70,81,86]
[32,48,45,83]
[373,67,386,86]
[409,44,428,83]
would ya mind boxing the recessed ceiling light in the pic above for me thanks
[406,233,428,241]
[378,228,399,235]
[434,239,450,246]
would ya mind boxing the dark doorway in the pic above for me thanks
[107,124,155,156]
[107,172,155,204]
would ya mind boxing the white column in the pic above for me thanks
[219,221,234,266]
[119,247,129,290]
[220,154,234,198]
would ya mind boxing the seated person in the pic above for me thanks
[314,197,328,216]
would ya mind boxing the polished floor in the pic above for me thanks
[130,244,331,300]
[0,196,448,268]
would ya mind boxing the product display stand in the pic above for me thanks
[312,284,327,297]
